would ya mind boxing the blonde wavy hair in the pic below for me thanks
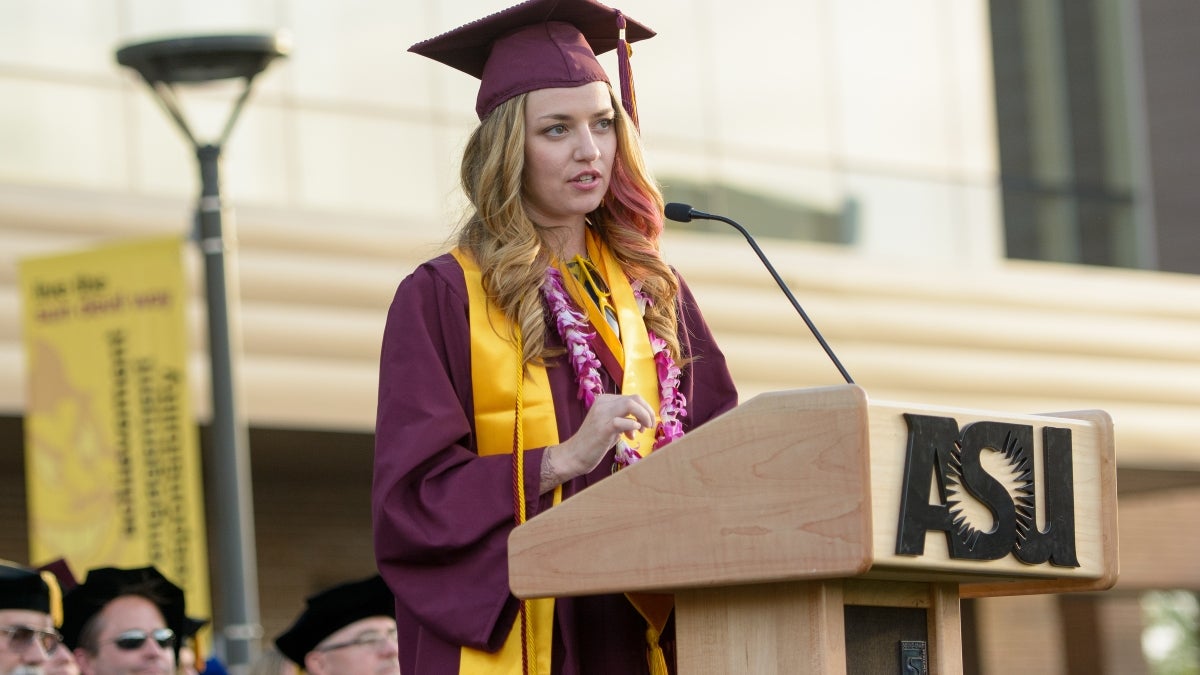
[457,85,681,367]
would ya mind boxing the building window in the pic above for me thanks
[989,0,1142,268]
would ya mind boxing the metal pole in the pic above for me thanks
[195,142,261,673]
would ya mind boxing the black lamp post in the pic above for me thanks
[115,33,289,672]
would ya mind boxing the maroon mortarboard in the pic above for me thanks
[37,558,78,593]
[410,0,654,123]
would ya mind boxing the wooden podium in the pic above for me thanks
[508,385,1117,674]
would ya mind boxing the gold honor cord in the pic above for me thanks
[452,248,557,675]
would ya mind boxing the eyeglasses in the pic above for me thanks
[0,624,63,655]
[314,627,397,653]
[111,628,176,651]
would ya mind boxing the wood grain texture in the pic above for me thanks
[509,385,874,597]
[928,583,963,675]
[676,581,847,675]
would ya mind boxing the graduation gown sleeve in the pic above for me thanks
[372,255,542,656]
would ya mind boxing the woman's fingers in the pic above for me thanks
[551,394,660,482]
[625,394,655,429]
[595,393,655,432]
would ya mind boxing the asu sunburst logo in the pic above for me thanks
[944,429,1038,555]
[896,413,1079,567]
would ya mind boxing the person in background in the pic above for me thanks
[372,0,738,672]
[274,575,399,675]
[0,560,64,675]
[44,643,79,675]
[60,566,185,675]
[33,560,78,675]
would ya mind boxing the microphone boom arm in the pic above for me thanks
[667,204,855,385]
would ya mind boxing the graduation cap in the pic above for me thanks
[36,559,78,594]
[410,0,655,123]
[0,559,55,616]
[274,575,394,665]
[60,566,186,658]
[182,615,209,639]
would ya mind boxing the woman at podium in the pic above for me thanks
[370,0,738,672]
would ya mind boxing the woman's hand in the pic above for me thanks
[538,393,655,493]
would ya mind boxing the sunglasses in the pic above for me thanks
[111,628,176,651]
[0,624,63,655]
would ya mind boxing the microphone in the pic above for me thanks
[664,202,854,385]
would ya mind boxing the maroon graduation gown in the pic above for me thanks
[372,253,738,675]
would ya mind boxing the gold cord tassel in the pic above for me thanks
[40,570,63,627]
[511,331,537,675]
[646,625,669,675]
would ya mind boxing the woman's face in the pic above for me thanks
[522,81,617,235]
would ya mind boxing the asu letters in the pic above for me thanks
[895,413,1079,568]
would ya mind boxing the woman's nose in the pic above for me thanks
[574,130,601,162]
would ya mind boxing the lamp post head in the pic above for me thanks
[115,33,290,85]
[115,32,289,149]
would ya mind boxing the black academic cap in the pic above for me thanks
[0,560,53,615]
[274,575,394,665]
[60,566,186,657]
[182,615,209,639]
[410,0,654,120]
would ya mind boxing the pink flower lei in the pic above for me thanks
[542,267,687,467]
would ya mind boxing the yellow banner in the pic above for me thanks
[19,236,211,625]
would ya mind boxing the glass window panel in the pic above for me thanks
[832,0,960,174]
[0,0,121,74]
[946,0,1001,176]
[640,142,716,195]
[0,79,127,189]
[711,157,844,243]
[706,0,836,159]
[288,0,429,109]
[419,0,520,114]
[122,0,279,37]
[220,103,290,206]
[844,171,1002,262]
[593,0,712,146]
[293,110,442,222]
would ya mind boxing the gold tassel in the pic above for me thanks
[511,331,537,675]
[39,570,63,627]
[646,625,669,675]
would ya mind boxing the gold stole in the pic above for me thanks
[451,243,670,675]
[453,248,558,675]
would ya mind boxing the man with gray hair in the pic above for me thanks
[275,575,399,675]
[0,560,64,675]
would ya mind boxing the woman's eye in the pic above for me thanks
[595,118,614,130]
[545,124,567,137]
